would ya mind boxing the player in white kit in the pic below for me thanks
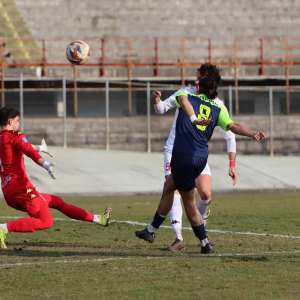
[153,82,237,252]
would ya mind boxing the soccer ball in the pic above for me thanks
[66,40,90,65]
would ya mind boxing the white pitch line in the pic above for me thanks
[0,216,300,240]
[114,220,300,240]
[205,250,300,257]
[1,250,300,269]
[0,216,76,221]
[0,257,133,269]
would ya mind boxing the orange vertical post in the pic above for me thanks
[208,38,212,64]
[153,37,160,77]
[259,38,264,76]
[180,38,187,85]
[41,39,47,77]
[127,38,133,115]
[100,38,106,77]
[234,39,240,114]
[284,37,290,114]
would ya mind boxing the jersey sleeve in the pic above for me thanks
[12,133,42,163]
[156,86,195,111]
[217,104,233,131]
[221,129,236,153]
[154,95,177,114]
[175,90,189,107]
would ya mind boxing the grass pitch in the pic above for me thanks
[0,191,299,300]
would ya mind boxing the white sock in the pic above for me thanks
[197,196,210,226]
[93,215,100,223]
[0,223,8,233]
[169,192,183,241]
[201,238,209,247]
[147,224,156,233]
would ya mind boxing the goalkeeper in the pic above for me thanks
[0,107,111,249]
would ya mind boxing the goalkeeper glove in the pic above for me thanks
[37,138,53,157]
[42,160,56,179]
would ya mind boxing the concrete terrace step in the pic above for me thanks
[10,148,300,196]
[14,0,300,69]
[20,115,300,154]
[0,0,40,63]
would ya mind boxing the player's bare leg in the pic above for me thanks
[156,175,177,215]
[195,174,212,226]
[180,188,213,254]
[135,175,176,243]
[167,174,211,251]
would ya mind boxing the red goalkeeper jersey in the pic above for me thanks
[0,130,42,190]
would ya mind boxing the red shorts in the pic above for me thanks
[3,178,50,211]
[3,183,46,216]
[2,179,94,234]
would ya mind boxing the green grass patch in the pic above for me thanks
[0,192,299,299]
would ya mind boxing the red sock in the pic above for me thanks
[41,193,94,222]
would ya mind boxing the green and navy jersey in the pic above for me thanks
[173,91,233,157]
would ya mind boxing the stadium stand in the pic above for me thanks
[0,0,299,154]
[0,0,40,64]
[15,0,300,39]
[5,0,300,77]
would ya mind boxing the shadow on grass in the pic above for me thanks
[1,242,297,261]
[0,241,173,259]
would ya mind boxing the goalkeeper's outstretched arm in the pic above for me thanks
[34,139,55,179]
[33,138,53,157]
[13,135,56,179]
[36,158,56,179]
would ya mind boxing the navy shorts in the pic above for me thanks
[171,154,208,192]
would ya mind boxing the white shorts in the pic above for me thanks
[163,151,211,177]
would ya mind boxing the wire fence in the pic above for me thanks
[2,75,300,156]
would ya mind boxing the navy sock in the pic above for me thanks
[192,224,207,241]
[151,212,166,229]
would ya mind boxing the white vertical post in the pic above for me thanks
[146,81,151,153]
[62,77,67,148]
[105,80,110,151]
[269,87,274,157]
[228,85,233,116]
[19,73,24,131]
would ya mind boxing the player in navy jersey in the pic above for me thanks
[153,65,237,252]
[136,63,265,254]
[170,92,230,191]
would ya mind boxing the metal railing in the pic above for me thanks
[2,36,300,76]
[3,75,298,156]
[2,36,300,114]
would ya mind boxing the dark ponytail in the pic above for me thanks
[197,63,221,99]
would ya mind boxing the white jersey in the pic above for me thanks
[154,86,236,176]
